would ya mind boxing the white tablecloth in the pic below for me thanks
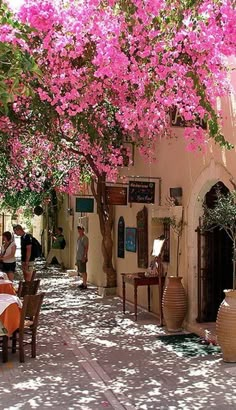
[0,294,22,315]
[0,279,13,285]
[0,272,8,280]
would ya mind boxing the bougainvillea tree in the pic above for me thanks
[0,0,235,286]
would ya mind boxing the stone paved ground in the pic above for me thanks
[1,261,236,410]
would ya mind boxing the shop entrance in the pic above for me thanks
[197,182,232,322]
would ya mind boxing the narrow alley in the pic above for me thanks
[1,262,236,409]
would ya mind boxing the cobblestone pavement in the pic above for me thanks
[1,262,236,410]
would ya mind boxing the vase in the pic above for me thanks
[216,289,236,362]
[162,276,187,332]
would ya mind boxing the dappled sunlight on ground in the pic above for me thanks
[1,260,236,409]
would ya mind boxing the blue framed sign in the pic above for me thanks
[76,198,94,213]
[125,227,137,252]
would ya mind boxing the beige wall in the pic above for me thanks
[56,195,75,269]
[32,215,44,243]
[62,61,236,327]
[113,61,236,324]
[59,195,104,284]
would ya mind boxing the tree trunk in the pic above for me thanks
[91,175,116,288]
[101,218,117,287]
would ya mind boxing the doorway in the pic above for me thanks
[197,182,233,322]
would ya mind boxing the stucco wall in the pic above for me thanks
[61,60,236,326]
[113,61,236,323]
[59,195,104,285]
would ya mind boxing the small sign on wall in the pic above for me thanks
[128,181,155,204]
[76,198,94,213]
[125,227,137,252]
[106,186,127,205]
[171,107,207,129]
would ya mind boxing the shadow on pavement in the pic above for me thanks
[1,260,236,409]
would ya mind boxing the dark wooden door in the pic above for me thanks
[117,217,125,258]
[137,206,148,268]
[197,225,232,322]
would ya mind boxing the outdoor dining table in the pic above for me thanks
[0,294,22,362]
[0,279,16,295]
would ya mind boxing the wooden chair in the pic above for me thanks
[0,334,8,363]
[17,279,40,298]
[12,293,45,362]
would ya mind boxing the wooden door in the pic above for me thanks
[137,206,148,268]
[197,223,232,322]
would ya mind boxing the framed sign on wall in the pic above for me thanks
[171,107,207,129]
[125,227,137,252]
[128,181,155,204]
[106,186,127,205]
[76,197,94,213]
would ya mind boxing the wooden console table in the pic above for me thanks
[121,273,166,325]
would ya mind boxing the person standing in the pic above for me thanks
[44,227,66,269]
[0,231,16,281]
[13,224,35,281]
[76,226,89,290]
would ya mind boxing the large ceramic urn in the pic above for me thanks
[216,289,236,362]
[162,276,187,332]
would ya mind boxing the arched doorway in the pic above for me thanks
[197,182,233,322]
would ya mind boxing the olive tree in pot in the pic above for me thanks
[160,208,188,332]
[202,189,236,362]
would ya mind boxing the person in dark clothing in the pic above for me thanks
[13,224,35,281]
[76,226,89,289]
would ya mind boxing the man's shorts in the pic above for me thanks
[2,262,16,273]
[77,260,87,274]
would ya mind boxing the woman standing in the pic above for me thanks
[0,231,16,281]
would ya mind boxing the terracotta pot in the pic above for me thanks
[216,289,236,362]
[162,276,187,332]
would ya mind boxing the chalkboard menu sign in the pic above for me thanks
[128,181,155,204]
[106,186,127,205]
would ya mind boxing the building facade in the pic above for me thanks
[53,59,236,331]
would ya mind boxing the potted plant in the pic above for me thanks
[162,213,184,277]
[202,189,236,362]
[158,207,187,331]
